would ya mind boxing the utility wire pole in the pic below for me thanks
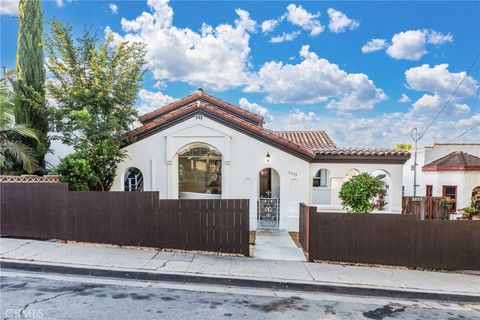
[410,128,421,196]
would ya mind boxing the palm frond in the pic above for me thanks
[0,139,39,173]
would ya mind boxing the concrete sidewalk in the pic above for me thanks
[1,238,479,301]
[253,229,306,261]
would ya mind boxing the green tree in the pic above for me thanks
[396,143,413,151]
[46,20,146,190]
[0,79,42,174]
[339,172,384,213]
[14,0,48,170]
[53,152,98,191]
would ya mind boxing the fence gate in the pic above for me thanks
[257,198,279,229]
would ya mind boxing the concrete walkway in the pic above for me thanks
[1,238,479,299]
[253,229,306,261]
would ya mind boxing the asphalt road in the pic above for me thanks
[1,271,479,320]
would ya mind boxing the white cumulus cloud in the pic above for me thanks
[285,4,324,36]
[109,3,118,14]
[239,98,273,121]
[261,19,279,33]
[108,0,255,91]
[406,64,478,115]
[361,39,388,53]
[398,94,411,103]
[363,29,453,60]
[406,64,478,98]
[326,8,359,33]
[137,89,175,116]
[270,31,301,43]
[0,0,18,15]
[426,30,453,45]
[387,29,427,60]
[246,45,387,112]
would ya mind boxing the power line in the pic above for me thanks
[448,122,480,142]
[418,52,480,140]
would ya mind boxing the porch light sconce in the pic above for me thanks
[266,152,271,163]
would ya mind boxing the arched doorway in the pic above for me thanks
[257,168,280,229]
[178,144,222,199]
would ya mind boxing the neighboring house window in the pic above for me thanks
[124,168,144,192]
[426,185,433,197]
[402,186,405,196]
[442,185,457,211]
[313,169,329,187]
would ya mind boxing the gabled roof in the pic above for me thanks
[138,88,263,126]
[422,151,480,171]
[126,101,315,160]
[274,131,336,150]
[125,90,410,163]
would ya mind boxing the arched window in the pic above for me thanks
[345,168,360,178]
[178,146,222,198]
[372,169,391,211]
[124,167,144,192]
[313,169,329,188]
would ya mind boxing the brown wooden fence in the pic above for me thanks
[402,196,451,220]
[299,204,480,270]
[0,183,249,256]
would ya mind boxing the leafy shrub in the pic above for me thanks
[339,172,384,213]
[53,153,99,191]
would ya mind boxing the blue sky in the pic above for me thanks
[1,0,479,147]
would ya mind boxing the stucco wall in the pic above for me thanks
[112,115,310,231]
[113,114,407,230]
[403,144,480,209]
[310,163,404,213]
[423,170,480,209]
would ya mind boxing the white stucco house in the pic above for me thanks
[112,89,410,231]
[403,143,480,211]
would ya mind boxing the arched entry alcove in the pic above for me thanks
[177,144,222,199]
[257,168,280,229]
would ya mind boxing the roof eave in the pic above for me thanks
[312,154,411,164]
[422,165,480,171]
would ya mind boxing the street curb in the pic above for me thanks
[1,260,479,303]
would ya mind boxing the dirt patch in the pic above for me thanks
[249,231,256,245]
[289,232,302,248]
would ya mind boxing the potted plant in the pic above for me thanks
[441,196,455,210]
[460,207,476,220]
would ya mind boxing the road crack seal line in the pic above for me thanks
[3,285,98,320]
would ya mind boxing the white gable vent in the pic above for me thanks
[195,115,203,120]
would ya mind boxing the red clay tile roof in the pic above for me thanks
[138,89,263,126]
[422,151,480,171]
[126,91,411,162]
[126,101,315,159]
[315,148,411,157]
[274,131,336,150]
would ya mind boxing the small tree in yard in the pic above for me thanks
[46,20,146,190]
[339,172,384,213]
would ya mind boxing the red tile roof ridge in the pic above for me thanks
[138,90,263,125]
[126,101,314,158]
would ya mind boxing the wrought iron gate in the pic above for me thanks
[257,198,279,229]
